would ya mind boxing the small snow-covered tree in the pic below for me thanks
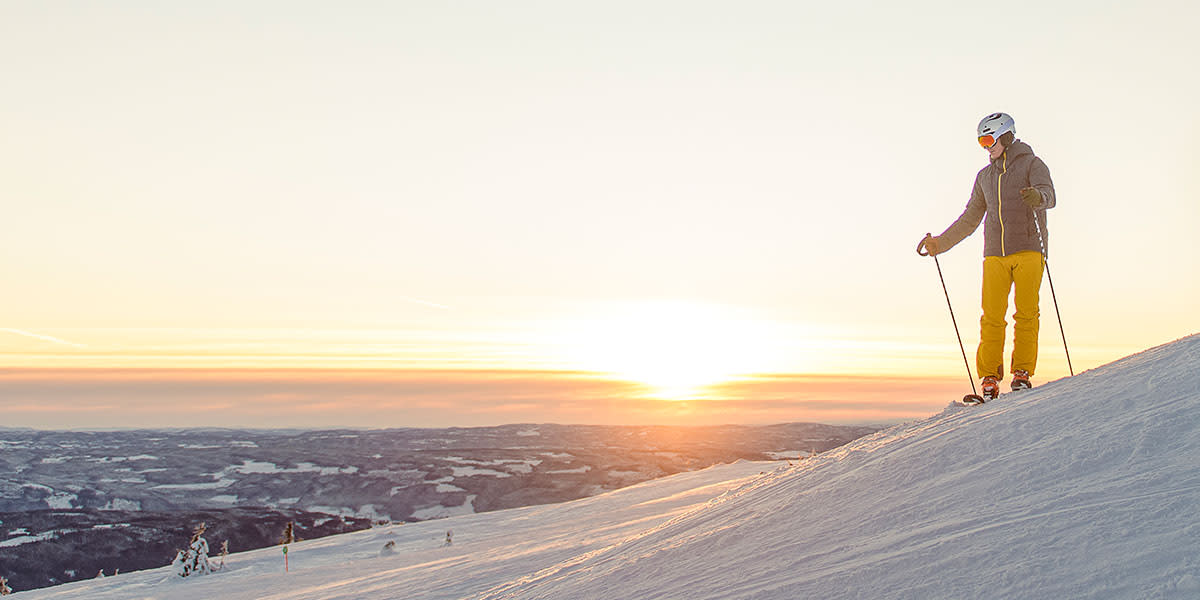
[1,575,13,595]
[218,540,229,571]
[280,522,296,545]
[173,522,213,578]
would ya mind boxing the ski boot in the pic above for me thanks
[1011,370,1033,392]
[981,376,1000,401]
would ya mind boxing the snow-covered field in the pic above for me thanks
[16,334,1200,599]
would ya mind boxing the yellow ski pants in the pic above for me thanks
[978,251,1044,379]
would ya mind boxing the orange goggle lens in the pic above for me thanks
[978,134,997,148]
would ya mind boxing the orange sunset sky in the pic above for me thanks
[3,2,1198,428]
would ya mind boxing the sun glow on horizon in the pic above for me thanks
[555,301,786,400]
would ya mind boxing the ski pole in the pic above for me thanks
[1043,261,1073,376]
[1031,211,1074,376]
[917,235,983,404]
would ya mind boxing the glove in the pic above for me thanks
[1020,187,1044,208]
[921,234,944,256]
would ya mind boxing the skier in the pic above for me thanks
[920,112,1056,401]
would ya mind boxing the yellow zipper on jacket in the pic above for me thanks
[998,151,1007,256]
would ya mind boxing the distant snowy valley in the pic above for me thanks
[0,422,875,592]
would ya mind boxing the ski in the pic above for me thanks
[957,383,1035,406]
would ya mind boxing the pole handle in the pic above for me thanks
[916,233,931,256]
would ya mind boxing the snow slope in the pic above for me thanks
[16,334,1200,599]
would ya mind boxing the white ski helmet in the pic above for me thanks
[977,112,1015,147]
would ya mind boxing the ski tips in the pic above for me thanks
[959,394,987,406]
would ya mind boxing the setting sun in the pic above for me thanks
[556,301,782,399]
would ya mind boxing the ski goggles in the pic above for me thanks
[978,134,1000,148]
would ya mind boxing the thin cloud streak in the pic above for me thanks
[0,328,87,348]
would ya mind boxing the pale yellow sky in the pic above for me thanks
[2,1,1198,426]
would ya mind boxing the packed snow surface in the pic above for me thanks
[17,334,1200,599]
